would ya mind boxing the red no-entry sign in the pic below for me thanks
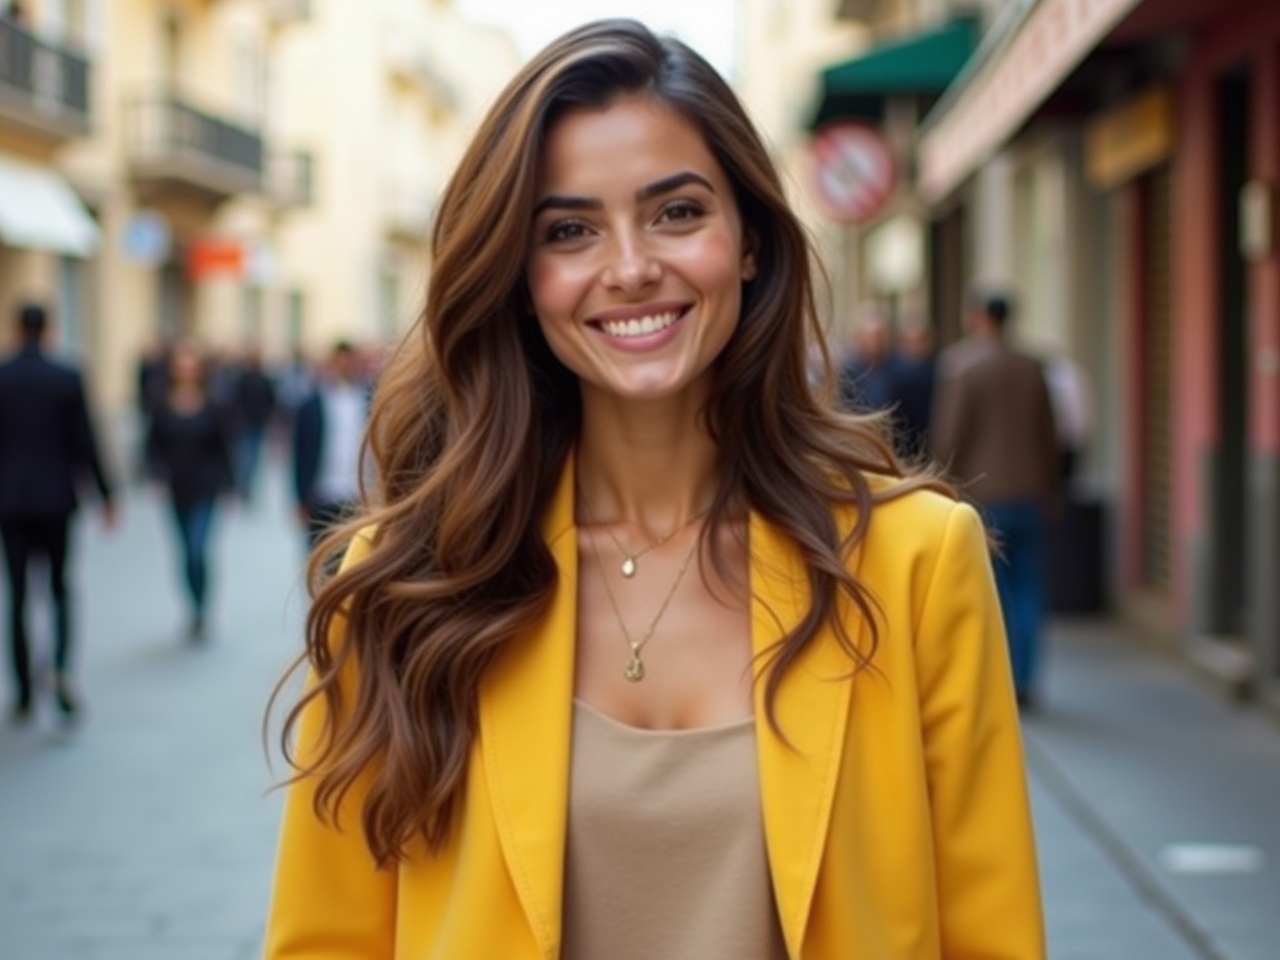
[811,121,896,224]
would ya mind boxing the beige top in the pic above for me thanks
[562,699,789,960]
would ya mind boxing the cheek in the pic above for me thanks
[676,231,747,294]
[527,256,587,319]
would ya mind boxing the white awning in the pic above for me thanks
[918,0,1145,203]
[0,154,99,258]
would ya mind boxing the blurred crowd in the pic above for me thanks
[829,291,1093,710]
[0,305,388,724]
[3,288,1093,723]
[133,337,384,639]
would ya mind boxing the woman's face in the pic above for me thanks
[527,95,755,406]
[169,346,203,385]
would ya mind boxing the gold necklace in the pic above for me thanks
[600,508,708,578]
[582,504,701,682]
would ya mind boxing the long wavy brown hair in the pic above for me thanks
[272,18,951,866]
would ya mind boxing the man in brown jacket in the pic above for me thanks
[931,292,1059,708]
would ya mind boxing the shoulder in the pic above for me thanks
[868,482,971,547]
[936,340,982,378]
[849,482,987,598]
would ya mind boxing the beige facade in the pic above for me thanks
[0,0,516,425]
[268,0,518,355]
[737,0,863,333]
[741,0,973,340]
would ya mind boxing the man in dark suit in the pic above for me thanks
[0,304,115,723]
[931,292,1059,709]
[292,341,368,549]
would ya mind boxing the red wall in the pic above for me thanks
[1172,0,1280,618]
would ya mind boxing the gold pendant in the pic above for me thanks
[624,655,645,682]
[621,556,637,578]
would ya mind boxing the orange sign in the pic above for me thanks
[186,238,244,279]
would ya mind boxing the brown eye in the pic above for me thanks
[658,200,704,224]
[544,219,590,243]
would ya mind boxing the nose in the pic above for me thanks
[602,230,661,291]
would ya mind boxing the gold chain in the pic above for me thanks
[581,499,701,682]
[600,508,707,579]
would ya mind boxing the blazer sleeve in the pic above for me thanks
[915,502,1046,960]
[264,535,398,959]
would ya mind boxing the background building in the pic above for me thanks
[793,0,1280,715]
[0,0,517,435]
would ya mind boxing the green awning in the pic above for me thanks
[812,17,979,128]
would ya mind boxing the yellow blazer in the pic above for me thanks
[265,466,1045,959]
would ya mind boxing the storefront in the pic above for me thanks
[1170,0,1280,703]
[920,0,1280,708]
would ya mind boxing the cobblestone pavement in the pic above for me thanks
[1,466,1277,959]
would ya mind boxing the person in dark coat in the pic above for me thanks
[836,308,897,415]
[292,341,369,549]
[887,316,937,459]
[0,304,115,723]
[231,346,277,501]
[146,341,234,641]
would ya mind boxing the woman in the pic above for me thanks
[146,340,234,641]
[265,20,1044,960]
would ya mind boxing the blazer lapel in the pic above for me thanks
[477,473,856,959]
[478,463,577,959]
[751,510,856,959]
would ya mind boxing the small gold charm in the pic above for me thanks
[624,655,645,682]
[621,556,637,578]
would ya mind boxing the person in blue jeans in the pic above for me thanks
[146,341,235,641]
[931,293,1060,708]
[982,501,1047,701]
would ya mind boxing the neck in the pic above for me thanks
[972,319,1003,341]
[575,386,720,533]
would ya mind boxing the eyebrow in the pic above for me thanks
[533,170,715,217]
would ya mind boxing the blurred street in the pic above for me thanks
[0,461,1276,960]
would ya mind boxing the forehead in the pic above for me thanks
[537,95,727,193]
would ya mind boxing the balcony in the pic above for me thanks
[126,92,263,204]
[267,0,311,27]
[266,149,314,210]
[836,0,877,20]
[0,16,91,144]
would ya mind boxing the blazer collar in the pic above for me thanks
[478,460,853,959]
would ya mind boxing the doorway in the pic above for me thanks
[1209,66,1251,638]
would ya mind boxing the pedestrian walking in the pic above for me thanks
[230,345,276,502]
[931,292,1060,708]
[887,314,937,458]
[291,341,368,548]
[264,20,1043,960]
[145,340,234,641]
[0,304,115,723]
[835,305,896,414]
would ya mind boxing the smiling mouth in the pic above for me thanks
[594,309,684,339]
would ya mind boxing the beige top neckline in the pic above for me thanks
[561,698,789,960]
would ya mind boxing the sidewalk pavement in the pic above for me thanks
[0,469,1278,959]
[1026,620,1280,960]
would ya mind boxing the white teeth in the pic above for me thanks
[600,311,680,338]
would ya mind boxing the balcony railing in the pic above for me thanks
[127,92,264,200]
[0,16,91,140]
[267,0,311,26]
